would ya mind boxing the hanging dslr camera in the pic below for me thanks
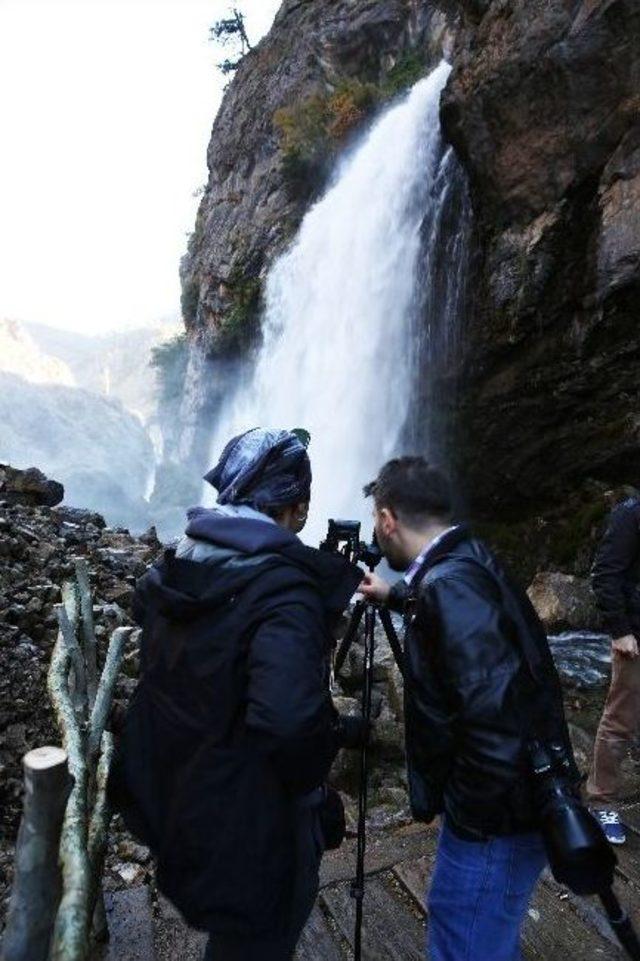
[529,739,615,893]
[529,738,640,959]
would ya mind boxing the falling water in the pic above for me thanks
[205,60,463,544]
[404,145,472,469]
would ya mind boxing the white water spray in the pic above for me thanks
[205,61,453,543]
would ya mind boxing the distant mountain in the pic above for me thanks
[0,318,75,387]
[0,370,154,531]
[0,318,180,423]
[0,319,183,531]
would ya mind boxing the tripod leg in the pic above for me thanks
[378,606,405,677]
[334,601,365,678]
[351,603,376,961]
[599,889,640,960]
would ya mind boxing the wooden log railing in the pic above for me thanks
[1,559,137,961]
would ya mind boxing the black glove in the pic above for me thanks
[333,713,370,750]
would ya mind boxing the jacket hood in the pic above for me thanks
[134,508,362,623]
[185,505,298,554]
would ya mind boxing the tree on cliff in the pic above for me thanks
[210,7,252,75]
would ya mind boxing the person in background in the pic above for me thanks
[586,495,640,844]
[109,427,364,961]
[359,456,579,961]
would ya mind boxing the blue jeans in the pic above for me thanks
[428,820,547,961]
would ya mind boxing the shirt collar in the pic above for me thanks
[404,525,461,585]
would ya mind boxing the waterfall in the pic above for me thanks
[405,145,472,468]
[204,60,465,544]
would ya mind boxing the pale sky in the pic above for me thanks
[0,0,281,333]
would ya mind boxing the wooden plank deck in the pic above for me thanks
[104,819,640,960]
[392,838,620,961]
[320,876,425,961]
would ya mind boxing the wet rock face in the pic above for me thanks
[0,464,64,507]
[443,0,640,228]
[441,0,640,523]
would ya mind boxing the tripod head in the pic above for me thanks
[320,519,382,571]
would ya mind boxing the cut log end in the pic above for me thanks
[24,746,68,772]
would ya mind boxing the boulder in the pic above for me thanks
[527,571,601,633]
[0,464,63,507]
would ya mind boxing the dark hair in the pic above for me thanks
[363,457,452,527]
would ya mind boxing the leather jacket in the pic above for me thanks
[388,526,578,839]
[591,498,640,639]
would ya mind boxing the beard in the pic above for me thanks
[375,532,406,572]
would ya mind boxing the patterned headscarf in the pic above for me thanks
[204,427,312,509]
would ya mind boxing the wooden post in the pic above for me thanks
[7,566,135,960]
[48,634,90,961]
[1,747,71,961]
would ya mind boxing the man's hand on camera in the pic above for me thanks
[612,634,639,658]
[359,572,391,604]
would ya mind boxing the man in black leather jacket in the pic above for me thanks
[360,456,577,961]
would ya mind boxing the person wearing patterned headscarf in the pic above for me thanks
[110,427,365,961]
[205,426,312,519]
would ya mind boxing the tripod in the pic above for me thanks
[599,888,640,959]
[333,594,404,961]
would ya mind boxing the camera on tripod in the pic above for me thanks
[320,518,382,571]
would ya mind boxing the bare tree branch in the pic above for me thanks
[47,634,90,961]
[74,560,98,710]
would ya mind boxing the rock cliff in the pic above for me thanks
[180,0,640,576]
[440,0,640,569]
[180,0,452,354]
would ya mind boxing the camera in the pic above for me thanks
[320,519,382,571]
[528,738,616,896]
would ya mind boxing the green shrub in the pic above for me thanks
[280,147,325,201]
[151,333,189,406]
[381,53,427,98]
[218,276,262,352]
[326,80,380,140]
[274,60,427,199]
[180,279,199,325]
[273,95,329,154]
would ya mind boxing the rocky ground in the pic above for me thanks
[0,465,162,930]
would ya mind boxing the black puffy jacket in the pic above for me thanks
[388,526,578,839]
[592,498,640,639]
[109,509,361,937]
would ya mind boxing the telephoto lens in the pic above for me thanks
[529,739,616,896]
